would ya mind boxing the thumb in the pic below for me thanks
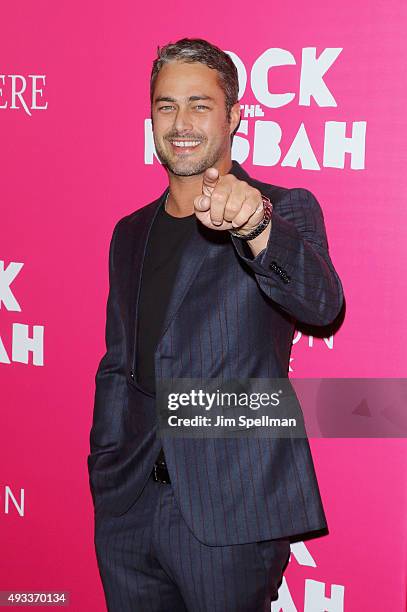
[202,167,219,197]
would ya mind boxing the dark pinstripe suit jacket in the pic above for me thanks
[87,160,344,545]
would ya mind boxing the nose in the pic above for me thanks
[173,107,193,134]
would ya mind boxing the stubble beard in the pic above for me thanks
[153,129,231,177]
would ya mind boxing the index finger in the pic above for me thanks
[202,167,219,196]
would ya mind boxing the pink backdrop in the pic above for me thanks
[1,1,406,610]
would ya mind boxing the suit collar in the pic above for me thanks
[229,159,252,181]
[130,160,251,393]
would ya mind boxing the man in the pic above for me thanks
[88,38,344,611]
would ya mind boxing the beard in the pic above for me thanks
[153,129,230,177]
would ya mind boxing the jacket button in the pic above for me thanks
[130,370,135,380]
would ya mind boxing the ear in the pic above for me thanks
[229,101,241,135]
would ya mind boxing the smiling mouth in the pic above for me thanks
[168,139,202,152]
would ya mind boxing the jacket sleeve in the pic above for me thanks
[230,188,344,326]
[87,220,128,506]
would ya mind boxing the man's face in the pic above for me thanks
[151,60,238,176]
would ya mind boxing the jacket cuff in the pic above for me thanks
[230,211,297,284]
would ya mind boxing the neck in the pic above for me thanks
[165,156,233,218]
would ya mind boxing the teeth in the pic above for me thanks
[171,141,200,147]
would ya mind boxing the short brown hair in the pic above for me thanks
[150,38,239,119]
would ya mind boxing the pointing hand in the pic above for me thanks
[193,167,267,236]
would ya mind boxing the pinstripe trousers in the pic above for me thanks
[94,473,291,612]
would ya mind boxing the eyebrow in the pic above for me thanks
[154,95,214,104]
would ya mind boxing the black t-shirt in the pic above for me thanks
[136,202,196,396]
[136,202,196,465]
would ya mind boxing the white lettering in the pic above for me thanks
[251,48,296,108]
[304,580,345,611]
[12,323,44,366]
[0,261,24,311]
[324,121,367,169]
[299,47,342,107]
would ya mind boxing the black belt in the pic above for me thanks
[151,451,171,484]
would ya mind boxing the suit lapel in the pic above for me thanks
[129,187,213,376]
[157,218,214,342]
[129,189,166,374]
[157,162,254,340]
[130,161,252,372]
